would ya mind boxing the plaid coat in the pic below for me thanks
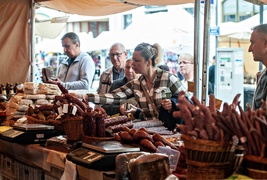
[88,68,188,120]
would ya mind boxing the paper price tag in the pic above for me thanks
[72,105,77,115]
[56,100,61,106]
[188,81,195,93]
[63,104,69,113]
[58,106,64,115]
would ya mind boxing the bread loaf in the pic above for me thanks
[128,153,170,180]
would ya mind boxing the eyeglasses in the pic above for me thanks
[109,52,124,58]
[179,61,193,65]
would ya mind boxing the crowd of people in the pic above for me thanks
[40,32,195,130]
[41,23,267,130]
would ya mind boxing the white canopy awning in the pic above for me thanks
[36,0,194,16]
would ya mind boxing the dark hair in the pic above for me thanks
[61,32,80,46]
[252,23,267,34]
[158,64,169,71]
[134,42,159,67]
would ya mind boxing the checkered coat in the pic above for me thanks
[89,68,187,120]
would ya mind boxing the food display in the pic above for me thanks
[1,81,264,179]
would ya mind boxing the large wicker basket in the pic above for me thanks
[244,145,267,179]
[187,160,233,179]
[62,116,84,141]
[181,134,235,163]
[181,134,236,179]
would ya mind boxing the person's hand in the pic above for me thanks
[161,99,172,111]
[47,78,62,85]
[120,103,137,115]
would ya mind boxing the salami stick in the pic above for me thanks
[250,112,261,156]
[173,111,182,118]
[119,131,134,142]
[230,109,243,139]
[260,100,267,118]
[246,103,252,120]
[178,93,195,114]
[154,141,165,147]
[199,104,213,139]
[233,109,254,155]
[250,128,267,144]
[176,124,189,134]
[216,112,234,136]
[222,102,231,117]
[176,104,193,131]
[133,130,154,143]
[231,93,241,110]
[191,96,201,107]
[215,120,233,137]
[140,139,157,152]
[192,107,204,130]
[237,102,248,128]
[219,114,235,135]
[152,133,178,150]
[57,83,68,94]
[65,93,86,111]
[255,116,263,142]
[254,116,267,138]
[212,123,221,141]
[187,130,198,138]
[199,128,209,140]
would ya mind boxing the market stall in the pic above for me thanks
[0,81,264,179]
[1,0,267,180]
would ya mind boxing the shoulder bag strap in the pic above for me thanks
[140,81,159,117]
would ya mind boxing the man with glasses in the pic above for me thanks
[97,43,127,94]
[44,32,95,90]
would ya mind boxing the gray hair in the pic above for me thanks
[61,32,80,46]
[178,53,194,63]
[252,23,267,34]
[110,43,126,52]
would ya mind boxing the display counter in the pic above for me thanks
[0,139,113,180]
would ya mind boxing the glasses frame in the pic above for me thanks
[109,52,124,58]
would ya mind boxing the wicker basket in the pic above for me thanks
[62,116,84,141]
[187,161,233,179]
[244,145,267,179]
[48,119,65,134]
[181,134,235,163]
[26,115,49,125]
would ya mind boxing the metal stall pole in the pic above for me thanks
[28,0,35,82]
[194,0,201,100]
[201,0,211,104]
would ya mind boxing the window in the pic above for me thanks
[123,14,132,29]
